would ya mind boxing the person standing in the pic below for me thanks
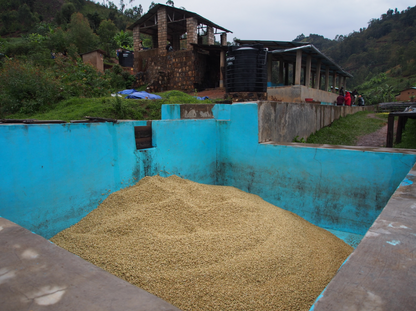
[358,95,365,106]
[345,92,352,106]
[351,89,358,105]
[337,93,345,106]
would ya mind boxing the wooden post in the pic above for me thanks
[284,62,289,85]
[295,50,302,85]
[220,50,225,88]
[292,63,296,85]
[325,66,330,92]
[396,116,407,144]
[267,54,273,87]
[219,33,227,89]
[386,114,395,147]
[315,59,322,90]
[279,60,284,85]
[305,54,311,87]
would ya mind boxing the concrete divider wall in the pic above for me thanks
[258,102,374,143]
[1,103,414,238]
[217,103,416,234]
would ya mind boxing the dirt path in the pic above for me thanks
[356,114,389,147]
[193,88,226,100]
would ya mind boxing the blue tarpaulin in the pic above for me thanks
[195,96,210,100]
[118,89,162,100]
[118,89,137,95]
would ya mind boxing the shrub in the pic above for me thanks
[53,55,110,98]
[0,59,61,116]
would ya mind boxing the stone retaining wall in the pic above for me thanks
[135,49,205,92]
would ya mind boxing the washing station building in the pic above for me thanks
[128,4,232,92]
[127,4,351,104]
[234,40,352,103]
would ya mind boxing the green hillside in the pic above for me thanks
[0,0,141,36]
[294,6,416,103]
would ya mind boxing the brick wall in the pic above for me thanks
[207,26,214,45]
[134,49,209,93]
[186,18,197,50]
[158,7,167,55]
[133,25,140,53]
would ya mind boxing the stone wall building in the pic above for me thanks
[127,4,232,93]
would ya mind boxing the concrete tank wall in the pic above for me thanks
[216,103,416,235]
[0,119,217,238]
[1,103,415,238]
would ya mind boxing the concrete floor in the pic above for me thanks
[0,218,180,311]
[2,164,416,310]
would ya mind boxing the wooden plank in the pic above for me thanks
[135,137,152,149]
[84,116,117,123]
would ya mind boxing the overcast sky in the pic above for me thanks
[104,0,415,42]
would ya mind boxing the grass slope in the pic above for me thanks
[307,111,388,146]
[5,90,215,122]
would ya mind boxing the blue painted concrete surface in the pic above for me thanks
[325,229,363,248]
[1,103,415,240]
[215,103,416,235]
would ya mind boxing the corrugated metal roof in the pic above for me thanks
[127,4,232,33]
[237,40,352,78]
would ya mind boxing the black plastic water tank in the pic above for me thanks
[118,50,134,67]
[226,45,267,92]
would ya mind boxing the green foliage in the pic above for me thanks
[307,112,387,145]
[58,3,77,24]
[4,90,218,121]
[0,59,61,116]
[66,12,99,54]
[292,136,306,143]
[104,64,134,90]
[97,19,118,56]
[1,10,19,35]
[124,5,143,19]
[294,6,416,90]
[53,55,110,98]
[395,118,416,149]
[110,95,129,119]
[114,30,133,49]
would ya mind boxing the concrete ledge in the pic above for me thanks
[311,163,416,311]
[0,218,181,311]
[261,141,416,155]
[267,85,338,103]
